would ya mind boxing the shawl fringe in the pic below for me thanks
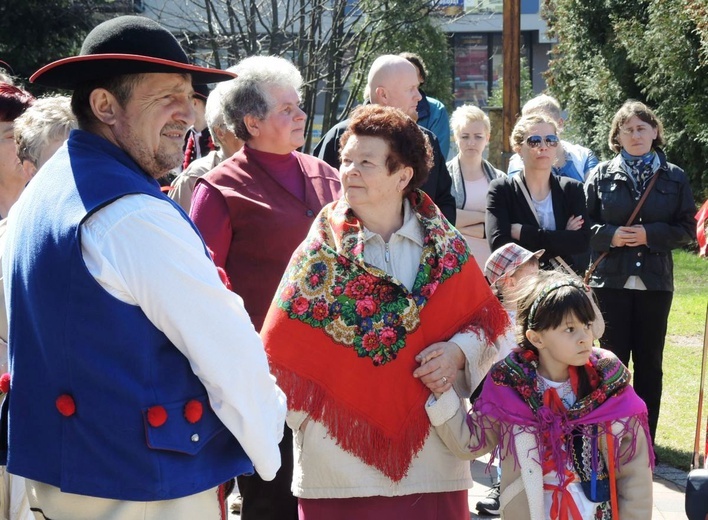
[273,363,429,482]
[469,404,652,485]
[460,293,511,347]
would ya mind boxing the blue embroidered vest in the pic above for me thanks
[3,130,252,500]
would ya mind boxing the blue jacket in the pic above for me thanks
[3,130,252,500]
[416,93,450,159]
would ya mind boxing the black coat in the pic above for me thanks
[312,119,457,225]
[584,151,696,291]
[485,173,591,272]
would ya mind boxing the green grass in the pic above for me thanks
[653,249,708,470]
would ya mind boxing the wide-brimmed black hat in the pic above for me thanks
[30,16,235,89]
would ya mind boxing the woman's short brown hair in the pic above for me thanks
[339,105,432,195]
[608,100,664,154]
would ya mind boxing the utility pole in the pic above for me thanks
[502,0,520,171]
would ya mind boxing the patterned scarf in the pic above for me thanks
[620,149,657,193]
[262,190,509,481]
[471,348,653,483]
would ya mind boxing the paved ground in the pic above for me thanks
[229,455,690,518]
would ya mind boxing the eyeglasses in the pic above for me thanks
[619,125,652,136]
[525,135,559,148]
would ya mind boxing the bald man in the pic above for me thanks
[313,55,456,224]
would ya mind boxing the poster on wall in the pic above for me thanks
[453,34,489,107]
[433,0,465,16]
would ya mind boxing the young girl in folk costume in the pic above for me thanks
[426,270,654,519]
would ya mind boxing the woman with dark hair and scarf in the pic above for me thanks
[0,83,34,218]
[584,100,696,448]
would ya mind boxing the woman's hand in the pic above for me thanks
[565,214,584,231]
[413,341,464,393]
[611,225,647,247]
[624,224,647,246]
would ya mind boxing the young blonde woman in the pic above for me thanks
[447,105,505,270]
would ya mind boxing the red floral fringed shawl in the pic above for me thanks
[262,190,508,481]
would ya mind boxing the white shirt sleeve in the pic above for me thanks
[80,194,287,481]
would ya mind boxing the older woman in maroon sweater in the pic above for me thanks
[190,56,341,520]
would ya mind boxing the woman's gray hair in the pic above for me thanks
[221,56,303,142]
[14,95,76,165]
[204,66,238,149]
[521,94,563,121]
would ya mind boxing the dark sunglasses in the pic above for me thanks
[525,135,559,148]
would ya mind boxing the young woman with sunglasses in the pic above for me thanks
[485,114,590,273]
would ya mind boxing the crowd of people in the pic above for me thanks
[0,13,701,520]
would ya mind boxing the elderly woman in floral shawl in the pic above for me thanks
[262,104,509,520]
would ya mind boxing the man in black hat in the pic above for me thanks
[2,15,286,519]
[180,82,213,173]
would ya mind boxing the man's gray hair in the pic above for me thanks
[221,56,303,142]
[14,95,77,165]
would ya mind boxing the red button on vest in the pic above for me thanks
[184,399,203,424]
[147,405,168,427]
[56,394,76,417]
[0,373,10,394]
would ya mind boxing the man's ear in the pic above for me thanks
[243,114,260,138]
[89,88,120,126]
[525,329,543,349]
[374,86,387,105]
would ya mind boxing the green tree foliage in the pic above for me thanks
[0,0,106,91]
[543,0,708,199]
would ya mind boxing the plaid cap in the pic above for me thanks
[484,243,544,287]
